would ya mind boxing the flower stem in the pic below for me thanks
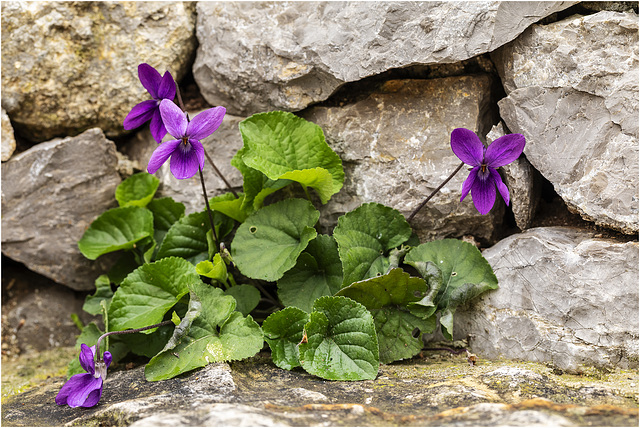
[203,148,238,198]
[407,161,465,222]
[95,320,174,361]
[199,166,219,252]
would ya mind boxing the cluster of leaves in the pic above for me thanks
[73,111,497,382]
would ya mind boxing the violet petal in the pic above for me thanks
[78,344,95,375]
[450,128,484,166]
[485,133,526,168]
[56,373,102,408]
[159,99,188,138]
[148,139,181,174]
[460,166,479,202]
[157,71,176,100]
[490,167,510,206]
[170,140,203,179]
[470,172,497,215]
[123,100,157,130]
[103,351,113,369]
[138,63,162,99]
[149,110,168,143]
[187,106,226,141]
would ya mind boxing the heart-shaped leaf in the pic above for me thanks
[299,296,379,381]
[337,268,435,363]
[78,206,154,260]
[404,239,498,340]
[224,284,261,317]
[277,234,343,312]
[115,172,160,208]
[231,198,319,281]
[333,203,412,287]
[238,111,344,204]
[145,282,263,381]
[108,257,198,332]
[155,211,211,265]
[262,307,310,370]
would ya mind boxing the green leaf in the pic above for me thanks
[262,307,310,370]
[336,268,435,364]
[372,307,436,364]
[145,282,263,381]
[299,296,379,381]
[224,284,261,317]
[115,172,160,208]
[238,111,344,204]
[231,198,319,281]
[333,203,412,287]
[171,311,181,326]
[406,261,443,319]
[277,235,343,312]
[82,275,114,316]
[231,147,290,213]
[147,197,186,249]
[209,192,248,223]
[78,206,154,260]
[404,239,499,340]
[155,211,210,265]
[108,257,198,332]
[196,253,228,284]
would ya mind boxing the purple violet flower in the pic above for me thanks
[56,344,112,408]
[147,99,226,180]
[123,63,176,143]
[451,128,526,215]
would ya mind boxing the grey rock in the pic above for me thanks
[454,227,639,373]
[2,355,637,426]
[486,123,541,230]
[302,76,503,242]
[1,128,121,290]
[1,265,97,354]
[193,1,576,115]
[1,1,196,142]
[1,108,16,161]
[493,11,639,234]
[121,111,244,215]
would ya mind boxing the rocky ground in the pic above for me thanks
[2,350,638,427]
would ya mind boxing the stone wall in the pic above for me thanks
[1,1,638,372]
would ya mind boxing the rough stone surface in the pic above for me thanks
[486,122,541,230]
[2,354,637,426]
[493,11,639,234]
[1,108,16,161]
[121,111,244,215]
[1,1,196,142]
[193,1,576,115]
[1,128,121,291]
[303,76,503,242]
[1,262,98,355]
[453,227,639,373]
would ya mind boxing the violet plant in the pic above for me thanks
[64,62,525,407]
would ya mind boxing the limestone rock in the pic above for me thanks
[2,355,637,426]
[1,128,121,290]
[1,108,16,161]
[121,111,244,215]
[193,1,576,115]
[1,1,196,143]
[303,76,503,242]
[454,227,639,373]
[486,122,541,230]
[493,11,639,234]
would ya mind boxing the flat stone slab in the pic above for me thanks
[2,351,637,426]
